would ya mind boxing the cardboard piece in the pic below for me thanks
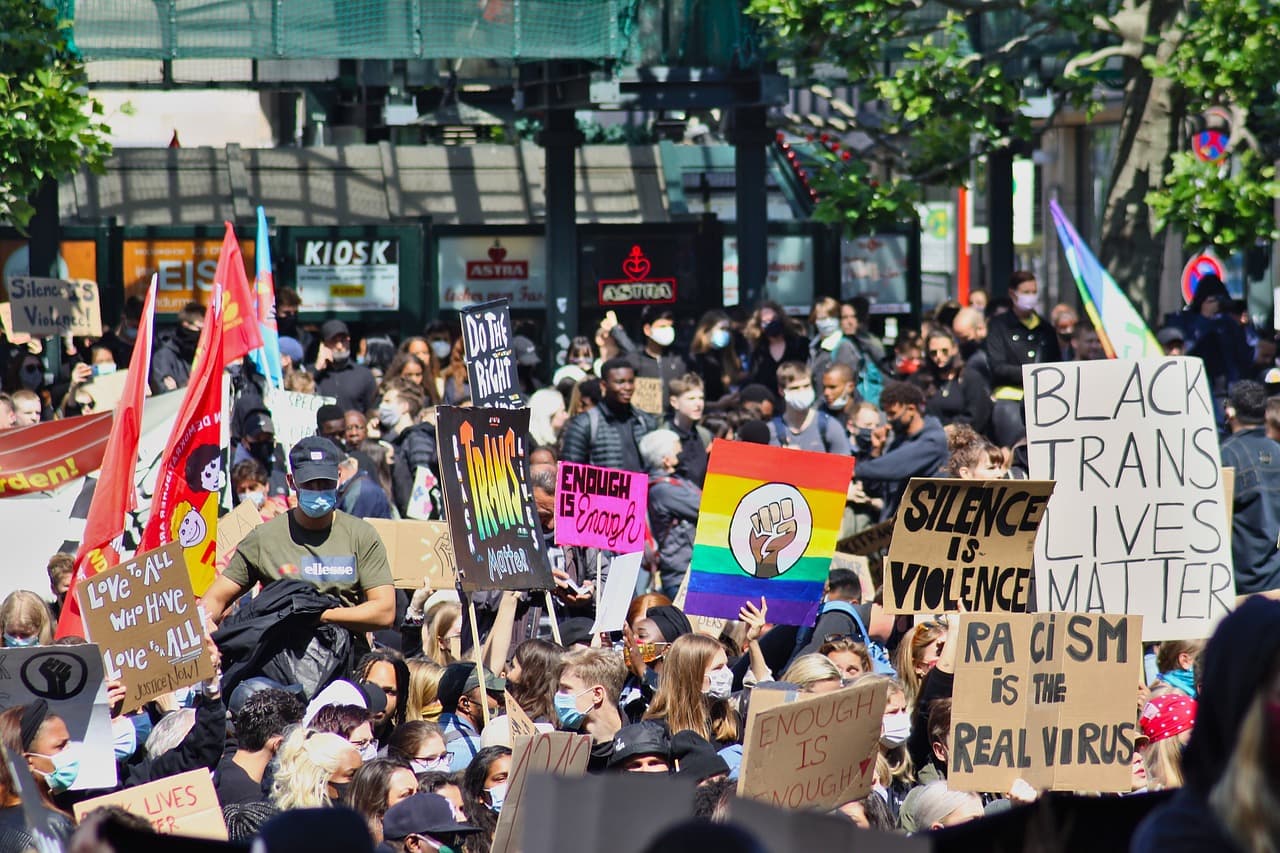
[554,461,648,554]
[737,678,887,810]
[437,406,553,591]
[462,298,523,409]
[405,465,438,520]
[830,552,875,602]
[77,542,214,714]
[7,277,102,337]
[490,731,593,853]
[366,518,457,590]
[1024,358,1235,640]
[590,551,645,634]
[0,302,32,344]
[263,388,336,455]
[1223,466,1235,528]
[522,772,696,853]
[214,499,262,570]
[731,796,931,853]
[949,612,1143,793]
[74,769,228,839]
[885,478,1054,614]
[0,644,117,789]
[630,377,664,415]
[838,517,895,556]
[505,692,538,738]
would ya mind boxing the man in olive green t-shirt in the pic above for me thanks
[203,435,396,633]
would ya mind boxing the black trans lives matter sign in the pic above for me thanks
[461,299,524,409]
[436,406,552,591]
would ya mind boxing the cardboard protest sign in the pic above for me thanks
[490,731,592,853]
[1024,358,1235,640]
[950,612,1142,793]
[215,498,262,571]
[830,552,875,602]
[80,368,130,413]
[885,478,1054,614]
[6,276,102,337]
[555,461,648,553]
[505,692,538,738]
[838,516,895,556]
[523,772,696,853]
[0,644,116,789]
[367,518,457,589]
[264,388,336,454]
[74,769,227,839]
[0,302,31,344]
[631,377,664,415]
[436,406,552,591]
[462,298,523,409]
[732,796,930,853]
[737,678,887,810]
[77,543,213,713]
[591,551,645,634]
[685,439,854,626]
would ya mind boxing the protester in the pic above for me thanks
[746,302,808,388]
[855,381,949,519]
[216,687,305,806]
[386,721,450,775]
[504,639,561,724]
[0,591,53,647]
[985,271,1060,445]
[625,306,690,404]
[808,296,861,388]
[641,429,702,598]
[688,310,745,401]
[1221,380,1280,593]
[381,791,480,853]
[437,664,504,772]
[404,662,446,722]
[150,302,203,392]
[1139,693,1196,790]
[643,634,737,745]
[459,746,510,851]
[916,329,991,434]
[527,387,568,449]
[769,361,851,453]
[345,757,418,843]
[316,320,379,414]
[271,729,362,810]
[660,374,711,487]
[560,358,656,472]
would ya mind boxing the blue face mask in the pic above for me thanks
[4,634,38,648]
[710,328,731,350]
[31,746,80,793]
[554,689,590,730]
[298,488,338,518]
[485,781,508,814]
[1162,668,1197,699]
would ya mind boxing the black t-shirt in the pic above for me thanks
[215,755,268,806]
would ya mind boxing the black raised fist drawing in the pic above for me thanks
[38,657,74,700]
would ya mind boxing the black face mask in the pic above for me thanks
[330,781,350,802]
[277,314,298,337]
[246,440,275,466]
[855,427,874,454]
[763,319,785,338]
[958,338,980,359]
[892,413,914,435]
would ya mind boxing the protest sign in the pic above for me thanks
[838,517,895,556]
[830,552,875,602]
[215,498,262,571]
[405,465,438,520]
[77,542,213,713]
[1024,358,1235,640]
[80,368,130,413]
[462,298,523,409]
[491,731,592,853]
[523,772,696,853]
[555,461,648,553]
[738,678,887,810]
[591,551,645,634]
[631,377,664,415]
[505,692,538,738]
[885,478,1054,614]
[436,406,552,591]
[0,644,116,789]
[732,796,930,853]
[685,439,854,626]
[263,388,336,455]
[366,518,456,589]
[6,276,102,337]
[0,410,112,498]
[74,769,227,839]
[950,612,1142,793]
[0,303,31,344]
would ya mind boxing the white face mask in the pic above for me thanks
[704,667,734,699]
[881,710,911,747]
[1014,292,1039,312]
[815,317,840,338]
[430,340,452,361]
[238,490,266,508]
[785,387,816,411]
[650,326,676,348]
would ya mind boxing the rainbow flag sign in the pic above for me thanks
[684,439,855,626]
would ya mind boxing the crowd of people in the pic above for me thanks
[0,269,1278,852]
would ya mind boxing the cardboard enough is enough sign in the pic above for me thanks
[949,612,1142,794]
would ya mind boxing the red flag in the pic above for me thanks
[169,129,180,148]
[216,223,264,364]
[56,277,159,639]
[138,275,227,597]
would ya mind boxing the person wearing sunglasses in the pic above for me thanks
[913,329,991,435]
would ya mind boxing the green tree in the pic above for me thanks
[0,1,113,230]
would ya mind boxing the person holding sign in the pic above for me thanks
[202,436,396,637]
[624,306,690,409]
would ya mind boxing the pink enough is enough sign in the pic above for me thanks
[554,461,648,554]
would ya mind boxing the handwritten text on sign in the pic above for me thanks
[886,478,1054,613]
[950,612,1142,793]
[462,298,522,409]
[1024,358,1234,640]
[74,769,227,839]
[490,731,592,853]
[737,678,887,810]
[77,542,213,713]
[554,461,648,553]
[7,276,102,337]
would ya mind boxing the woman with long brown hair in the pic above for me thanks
[504,639,562,724]
[688,310,745,402]
[643,634,739,745]
[0,702,75,845]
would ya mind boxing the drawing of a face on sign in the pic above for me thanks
[728,483,813,579]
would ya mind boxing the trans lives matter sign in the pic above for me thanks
[554,461,648,554]
[78,542,214,714]
[950,612,1142,793]
[886,478,1054,614]
[1024,358,1235,640]
[436,406,552,591]
[737,678,888,810]
[462,298,523,409]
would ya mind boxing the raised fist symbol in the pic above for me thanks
[38,658,73,700]
[748,499,798,579]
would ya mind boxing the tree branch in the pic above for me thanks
[1064,42,1142,77]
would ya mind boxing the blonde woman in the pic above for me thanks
[404,659,444,722]
[895,621,946,710]
[859,674,915,817]
[779,654,843,694]
[643,634,739,745]
[0,591,54,647]
[271,729,362,810]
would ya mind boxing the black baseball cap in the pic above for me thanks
[512,335,541,367]
[320,319,350,342]
[437,662,505,710]
[289,435,342,483]
[607,721,672,770]
[382,793,479,841]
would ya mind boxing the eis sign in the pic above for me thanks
[597,245,677,306]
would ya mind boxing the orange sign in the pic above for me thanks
[122,239,255,314]
[0,240,97,286]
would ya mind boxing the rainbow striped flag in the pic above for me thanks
[684,439,855,626]
[1049,200,1161,359]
